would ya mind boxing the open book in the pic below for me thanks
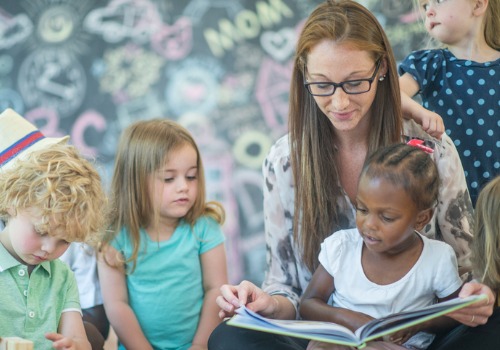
[227,294,487,349]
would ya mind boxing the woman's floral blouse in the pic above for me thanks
[261,119,474,318]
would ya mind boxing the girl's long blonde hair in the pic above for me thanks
[482,0,500,49]
[472,176,500,292]
[104,119,224,272]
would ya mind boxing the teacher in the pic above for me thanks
[209,1,495,349]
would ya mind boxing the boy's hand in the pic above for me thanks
[45,333,77,350]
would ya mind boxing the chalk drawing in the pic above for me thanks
[84,0,162,44]
[151,17,193,60]
[260,27,295,61]
[0,12,33,49]
[17,49,86,117]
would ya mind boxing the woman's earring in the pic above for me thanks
[379,75,386,82]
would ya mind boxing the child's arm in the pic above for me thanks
[400,72,445,139]
[98,246,153,350]
[45,311,90,350]
[299,265,374,332]
[190,244,228,350]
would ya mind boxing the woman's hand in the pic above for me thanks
[447,282,495,326]
[216,280,277,319]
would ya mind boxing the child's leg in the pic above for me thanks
[364,342,407,349]
[83,304,110,339]
[208,321,308,350]
[306,340,349,349]
[306,340,408,350]
[83,321,105,350]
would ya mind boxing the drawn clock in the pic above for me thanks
[17,49,86,117]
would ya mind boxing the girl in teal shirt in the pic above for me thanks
[99,119,228,350]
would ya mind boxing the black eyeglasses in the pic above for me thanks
[304,59,382,96]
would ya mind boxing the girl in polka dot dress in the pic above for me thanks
[399,0,500,205]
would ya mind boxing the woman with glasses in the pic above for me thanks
[208,1,496,349]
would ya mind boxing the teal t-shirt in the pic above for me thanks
[0,243,81,350]
[112,216,225,350]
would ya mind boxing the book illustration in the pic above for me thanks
[227,294,487,348]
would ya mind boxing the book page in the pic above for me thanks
[227,294,487,347]
[229,306,360,345]
[356,294,488,341]
[236,306,355,333]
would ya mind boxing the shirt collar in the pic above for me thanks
[0,243,51,275]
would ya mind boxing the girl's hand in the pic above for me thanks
[409,109,444,140]
[447,282,495,326]
[400,86,444,140]
[45,333,79,350]
[385,329,414,345]
[216,280,275,319]
[400,87,444,140]
[386,322,421,345]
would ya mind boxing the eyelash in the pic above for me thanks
[164,175,197,183]
[356,207,395,222]
[355,206,367,214]
[421,0,445,11]
[36,229,70,245]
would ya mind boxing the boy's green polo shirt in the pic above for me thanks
[0,243,81,349]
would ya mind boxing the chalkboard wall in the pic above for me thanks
[0,0,425,284]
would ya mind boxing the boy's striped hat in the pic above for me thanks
[0,108,69,170]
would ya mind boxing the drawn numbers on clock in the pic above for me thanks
[17,49,86,117]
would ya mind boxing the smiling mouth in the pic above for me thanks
[332,111,353,121]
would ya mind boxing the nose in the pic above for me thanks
[176,178,188,192]
[41,236,58,255]
[425,4,435,17]
[361,213,378,232]
[330,88,350,110]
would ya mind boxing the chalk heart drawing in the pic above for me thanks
[260,28,296,61]
[151,17,192,61]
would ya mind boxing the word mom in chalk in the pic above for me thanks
[204,0,293,57]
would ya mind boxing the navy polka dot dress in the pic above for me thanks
[399,49,500,205]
